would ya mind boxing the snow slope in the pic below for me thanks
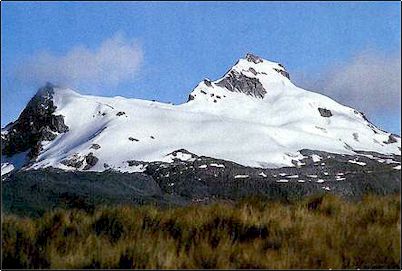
[2,54,400,174]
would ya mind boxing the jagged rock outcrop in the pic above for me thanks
[318,107,333,117]
[61,154,84,169]
[245,53,263,64]
[384,134,398,144]
[187,94,195,101]
[1,83,69,160]
[203,79,212,87]
[90,143,101,150]
[216,70,266,98]
[61,152,99,170]
[246,53,290,79]
[273,67,290,79]
[83,153,99,170]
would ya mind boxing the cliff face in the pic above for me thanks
[1,83,69,159]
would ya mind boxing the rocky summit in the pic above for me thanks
[1,53,400,215]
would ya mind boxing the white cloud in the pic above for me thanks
[295,50,401,118]
[15,33,143,88]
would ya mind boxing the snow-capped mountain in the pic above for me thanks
[1,53,401,176]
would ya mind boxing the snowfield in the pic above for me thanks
[1,54,401,175]
[1,163,14,176]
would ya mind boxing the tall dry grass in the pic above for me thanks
[2,193,400,269]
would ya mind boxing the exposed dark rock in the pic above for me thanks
[273,68,290,79]
[343,142,354,151]
[61,151,99,170]
[200,90,207,95]
[353,133,359,142]
[1,83,69,160]
[384,134,398,144]
[355,110,390,135]
[90,143,101,150]
[353,150,401,163]
[128,137,139,142]
[3,148,400,217]
[83,153,98,170]
[358,111,370,123]
[116,111,126,116]
[170,149,195,155]
[216,70,266,99]
[61,155,84,169]
[249,67,257,75]
[188,94,195,101]
[204,79,212,87]
[168,149,198,160]
[40,126,58,141]
[245,53,263,64]
[127,161,136,167]
[150,136,155,139]
[368,124,378,134]
[318,107,333,118]
[127,160,144,167]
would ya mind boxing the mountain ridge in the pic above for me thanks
[1,53,401,176]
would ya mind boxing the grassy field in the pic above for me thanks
[2,193,401,269]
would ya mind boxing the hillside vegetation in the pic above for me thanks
[2,193,400,269]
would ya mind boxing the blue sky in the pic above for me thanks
[1,2,401,134]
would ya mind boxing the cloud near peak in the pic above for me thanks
[295,50,401,117]
[15,33,143,88]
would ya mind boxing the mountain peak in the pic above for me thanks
[187,53,292,101]
[2,81,69,159]
[244,53,263,64]
[35,82,57,98]
[35,83,81,101]
[237,53,290,80]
